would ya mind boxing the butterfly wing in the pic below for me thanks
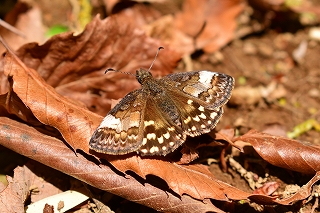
[137,94,186,156]
[89,89,146,155]
[160,71,234,108]
[159,71,234,136]
[90,70,234,156]
[90,89,186,156]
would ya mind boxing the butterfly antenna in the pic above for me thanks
[147,46,164,72]
[104,68,135,76]
[105,47,164,75]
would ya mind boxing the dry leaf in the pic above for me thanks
[0,117,229,212]
[118,1,245,54]
[0,14,250,211]
[237,129,320,174]
[0,166,35,213]
[0,2,45,54]
[249,172,320,205]
[13,15,180,115]
[175,0,245,53]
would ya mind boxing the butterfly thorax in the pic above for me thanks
[136,68,181,125]
[136,68,164,95]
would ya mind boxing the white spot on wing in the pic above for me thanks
[163,132,170,139]
[183,85,202,97]
[142,138,147,145]
[199,113,206,119]
[158,136,164,144]
[150,146,159,153]
[144,120,155,126]
[147,133,156,140]
[199,71,216,87]
[210,112,217,119]
[98,115,121,131]
[193,116,200,122]
[140,149,148,153]
[184,116,192,124]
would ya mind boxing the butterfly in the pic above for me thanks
[89,66,234,156]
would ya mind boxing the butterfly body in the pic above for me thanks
[89,69,234,156]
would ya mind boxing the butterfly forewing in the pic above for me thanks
[160,71,234,109]
[89,90,146,155]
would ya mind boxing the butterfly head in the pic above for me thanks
[136,68,153,85]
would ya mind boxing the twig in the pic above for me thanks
[0,19,26,38]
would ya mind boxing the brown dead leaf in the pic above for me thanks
[0,117,229,213]
[175,0,245,53]
[237,129,320,174]
[252,181,279,196]
[0,163,65,213]
[249,171,320,205]
[12,14,181,116]
[276,171,320,205]
[104,156,250,201]
[0,176,25,212]
[0,165,36,213]
[0,14,250,210]
[25,163,65,203]
[178,146,199,164]
[2,50,99,153]
[116,1,244,54]
[1,13,181,149]
[0,1,45,54]
[262,123,287,138]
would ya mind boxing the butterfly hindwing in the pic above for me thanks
[138,94,186,155]
[159,71,233,137]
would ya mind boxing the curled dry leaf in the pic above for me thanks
[233,129,320,205]
[1,14,181,151]
[104,155,251,201]
[12,15,181,116]
[252,181,279,196]
[2,50,99,153]
[0,164,38,213]
[0,117,228,213]
[0,15,251,209]
[0,2,46,54]
[117,1,245,54]
[175,0,245,53]
[237,130,320,174]
[249,172,320,205]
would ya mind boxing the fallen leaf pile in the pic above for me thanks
[1,0,320,212]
